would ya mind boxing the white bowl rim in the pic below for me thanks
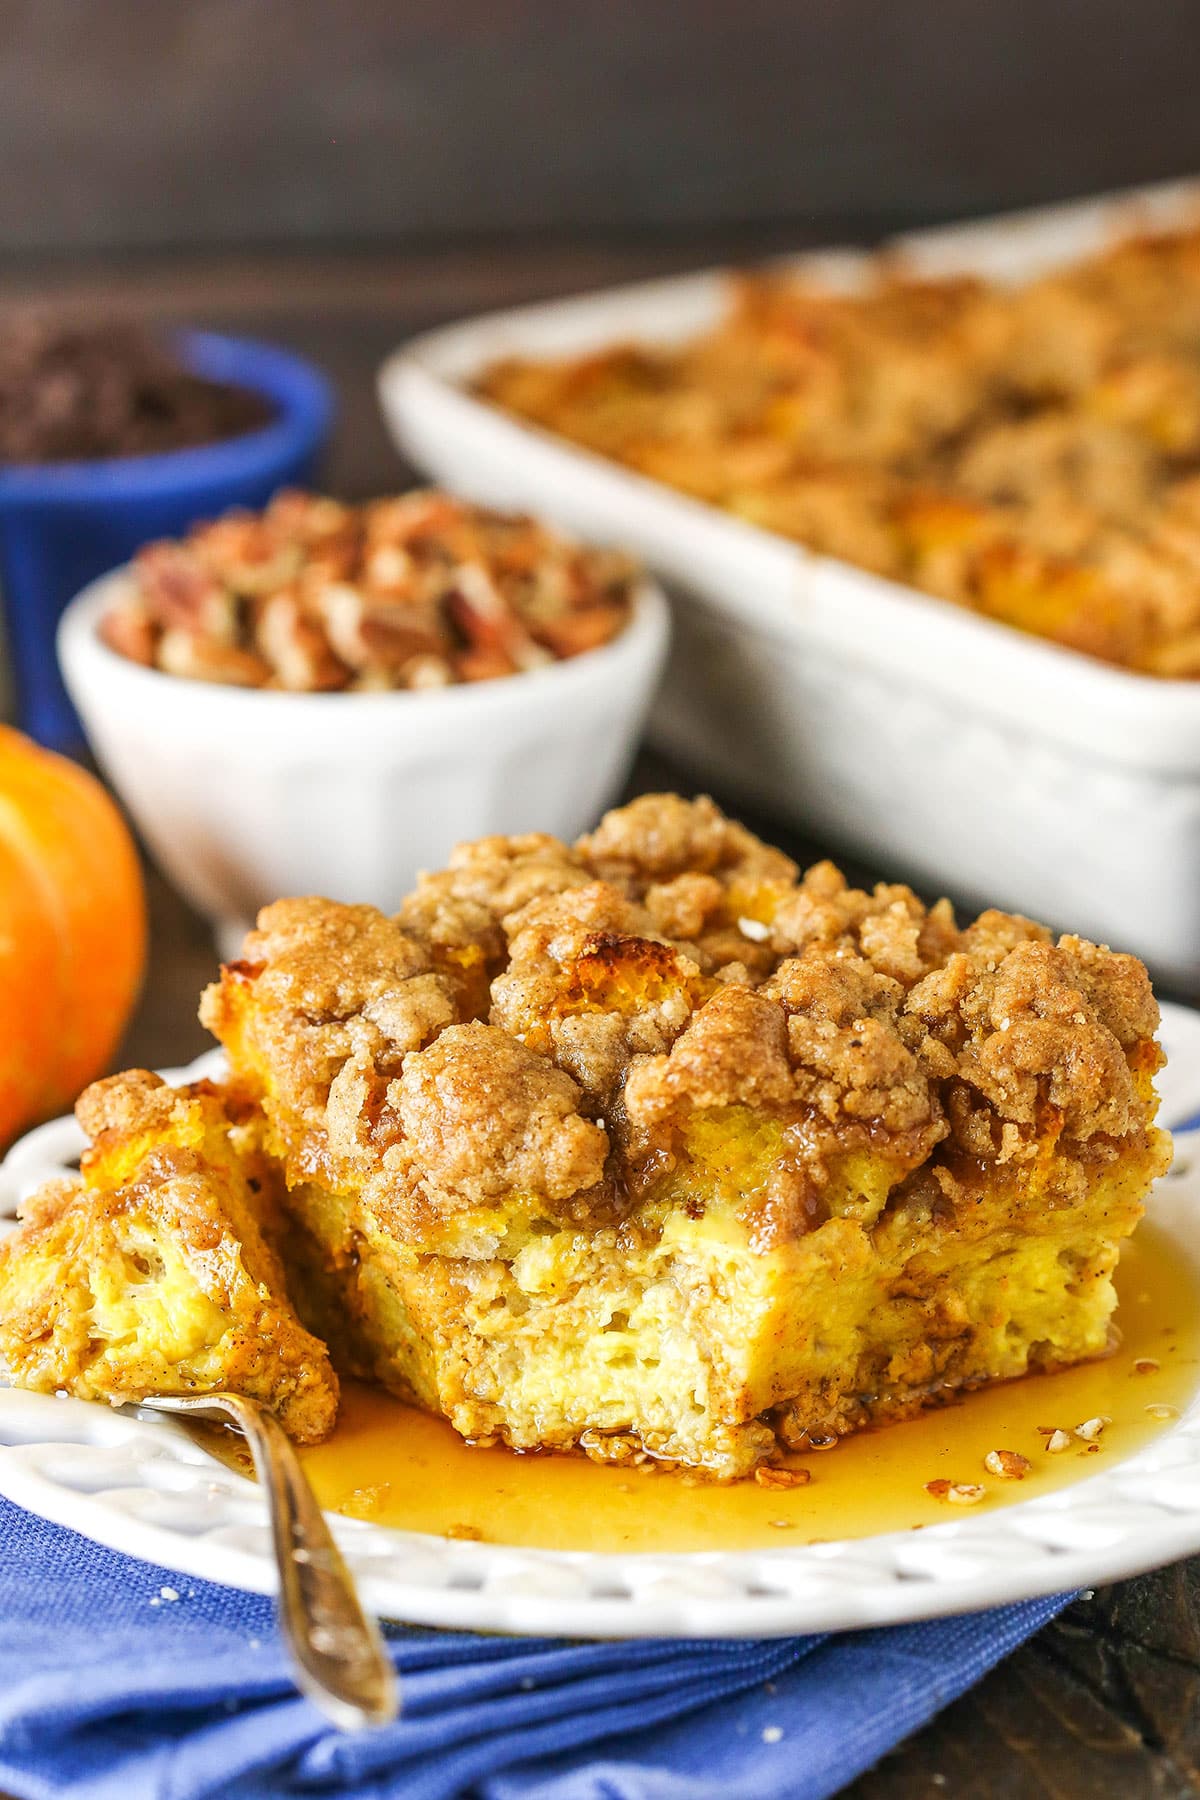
[57,563,670,727]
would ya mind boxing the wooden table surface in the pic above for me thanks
[13,239,1200,1797]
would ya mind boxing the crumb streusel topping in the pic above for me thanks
[203,793,1163,1251]
[101,488,636,690]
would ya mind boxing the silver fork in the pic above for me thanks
[138,1392,399,1732]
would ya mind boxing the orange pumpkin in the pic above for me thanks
[0,725,146,1145]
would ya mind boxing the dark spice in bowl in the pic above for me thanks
[0,319,274,463]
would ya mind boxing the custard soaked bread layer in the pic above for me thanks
[0,1072,338,1442]
[202,795,1170,1477]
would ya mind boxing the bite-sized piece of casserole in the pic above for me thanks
[201,794,1170,1478]
[0,1072,337,1442]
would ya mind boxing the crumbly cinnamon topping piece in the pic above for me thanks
[768,861,961,986]
[905,934,1158,1147]
[397,833,594,973]
[578,792,797,891]
[577,793,802,977]
[76,1066,188,1145]
[491,883,702,1095]
[623,987,794,1131]
[202,794,1164,1247]
[200,897,458,1186]
[391,1022,609,1217]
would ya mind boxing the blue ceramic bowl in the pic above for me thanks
[0,330,334,749]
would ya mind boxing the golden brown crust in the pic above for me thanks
[75,1067,178,1142]
[396,832,595,988]
[763,951,938,1135]
[904,934,1156,1149]
[622,986,794,1132]
[577,791,798,891]
[203,794,1163,1254]
[491,883,702,1097]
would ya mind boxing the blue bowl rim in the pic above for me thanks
[0,329,334,504]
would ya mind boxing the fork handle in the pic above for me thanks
[143,1391,398,1730]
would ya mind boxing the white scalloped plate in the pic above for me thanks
[3,1014,1200,1640]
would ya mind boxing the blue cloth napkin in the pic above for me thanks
[0,1495,1068,1800]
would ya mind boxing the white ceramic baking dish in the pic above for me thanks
[379,176,1200,991]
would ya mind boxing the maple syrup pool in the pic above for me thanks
[198,1224,1200,1555]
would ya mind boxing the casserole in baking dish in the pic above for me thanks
[380,178,1200,988]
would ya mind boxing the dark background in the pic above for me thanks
[3,0,1200,261]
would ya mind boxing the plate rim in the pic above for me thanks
[1,1009,1198,1639]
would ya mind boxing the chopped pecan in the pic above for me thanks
[983,1448,1030,1479]
[925,1479,986,1504]
[1073,1415,1111,1441]
[754,1465,812,1489]
[104,489,634,692]
[255,592,348,691]
[134,541,238,641]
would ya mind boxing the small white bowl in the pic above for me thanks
[58,567,669,956]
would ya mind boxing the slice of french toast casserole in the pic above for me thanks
[160,793,1169,1473]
